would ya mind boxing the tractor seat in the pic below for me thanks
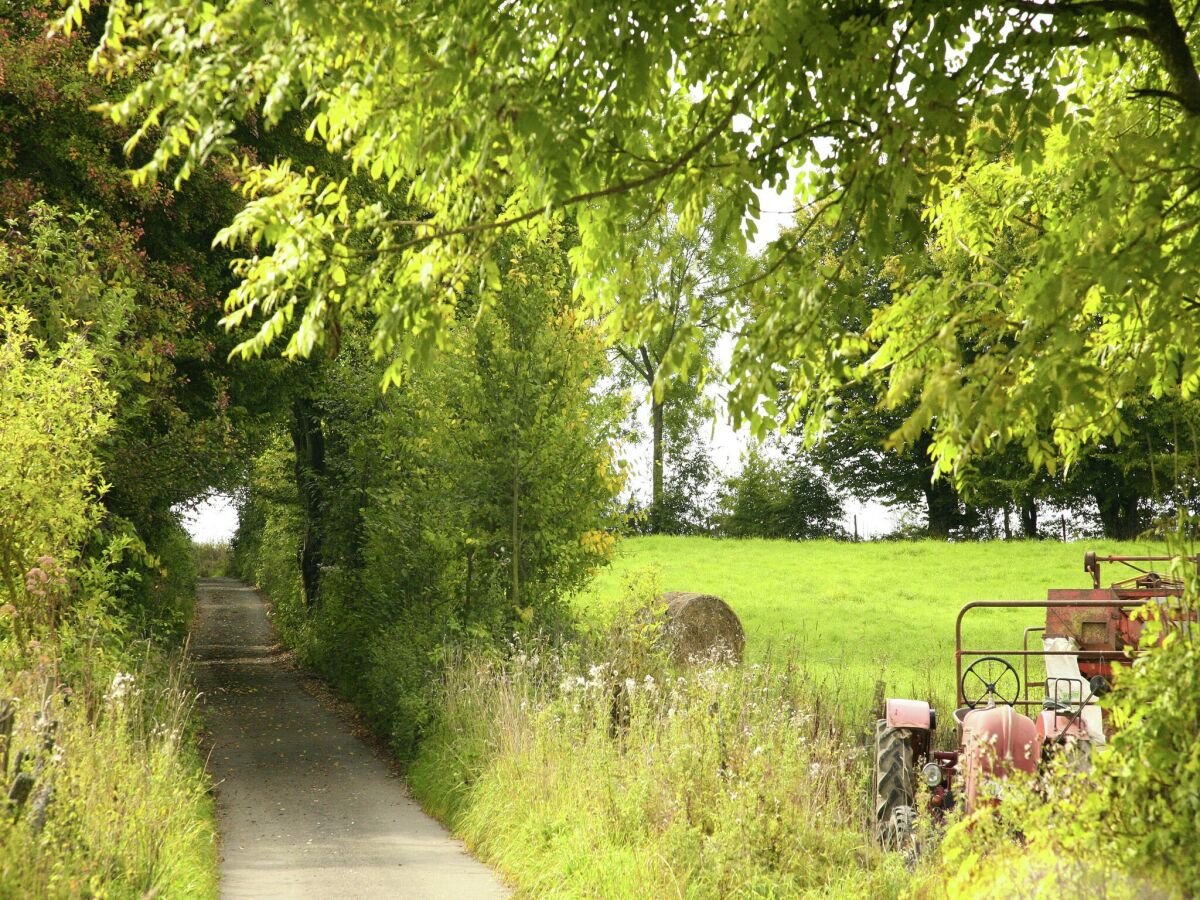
[1042,698,1074,714]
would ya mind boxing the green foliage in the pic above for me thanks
[716,446,844,540]
[658,441,717,535]
[609,203,744,533]
[191,541,231,578]
[0,298,211,892]
[921,770,1170,897]
[0,304,113,644]
[802,233,1200,539]
[0,650,217,898]
[0,193,215,896]
[236,231,624,758]
[0,203,207,640]
[1081,598,1200,887]
[65,0,1200,478]
[0,8,271,557]
[867,99,1200,475]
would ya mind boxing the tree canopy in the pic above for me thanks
[1,5,272,546]
[59,0,1200,478]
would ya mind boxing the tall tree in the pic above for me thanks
[609,206,736,533]
[1060,399,1200,539]
[811,393,966,539]
[960,445,1055,539]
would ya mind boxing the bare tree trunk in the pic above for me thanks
[1020,495,1038,538]
[651,397,664,533]
[511,456,520,607]
[289,394,326,608]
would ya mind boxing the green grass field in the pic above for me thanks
[576,536,1162,714]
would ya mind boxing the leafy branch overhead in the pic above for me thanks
[58,0,1200,473]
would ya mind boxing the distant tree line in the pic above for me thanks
[624,413,1197,542]
[619,226,1200,543]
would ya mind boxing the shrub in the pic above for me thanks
[1078,599,1198,891]
[717,446,845,540]
[1,209,217,896]
[233,232,624,762]
[0,305,114,646]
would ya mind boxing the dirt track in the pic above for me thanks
[192,578,507,899]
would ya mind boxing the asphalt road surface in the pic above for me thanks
[192,578,508,899]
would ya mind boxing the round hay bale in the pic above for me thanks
[660,591,745,665]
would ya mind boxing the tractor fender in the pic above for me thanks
[886,698,933,730]
[961,706,1041,813]
[1035,710,1088,743]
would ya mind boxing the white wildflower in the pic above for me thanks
[106,671,137,704]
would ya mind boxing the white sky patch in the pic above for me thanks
[179,494,239,543]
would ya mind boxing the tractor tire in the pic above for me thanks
[874,719,916,852]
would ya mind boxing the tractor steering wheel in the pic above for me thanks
[961,656,1020,709]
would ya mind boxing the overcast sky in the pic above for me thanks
[181,181,900,544]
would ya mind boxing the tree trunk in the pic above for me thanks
[923,478,960,539]
[1003,505,1012,540]
[1094,485,1143,540]
[1019,495,1038,539]
[289,395,326,608]
[1142,0,1200,116]
[914,431,959,539]
[511,457,521,607]
[651,397,664,534]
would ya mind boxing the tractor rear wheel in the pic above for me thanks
[874,719,916,851]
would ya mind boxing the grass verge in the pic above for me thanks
[0,645,217,898]
[409,643,909,898]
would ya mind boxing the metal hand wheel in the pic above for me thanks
[961,656,1020,709]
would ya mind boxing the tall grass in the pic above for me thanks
[191,541,231,579]
[0,647,217,897]
[409,632,909,898]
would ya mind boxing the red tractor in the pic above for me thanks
[873,552,1192,849]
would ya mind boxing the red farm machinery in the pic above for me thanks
[873,552,1194,849]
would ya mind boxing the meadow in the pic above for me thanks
[575,536,1160,720]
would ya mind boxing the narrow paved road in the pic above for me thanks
[192,578,508,899]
